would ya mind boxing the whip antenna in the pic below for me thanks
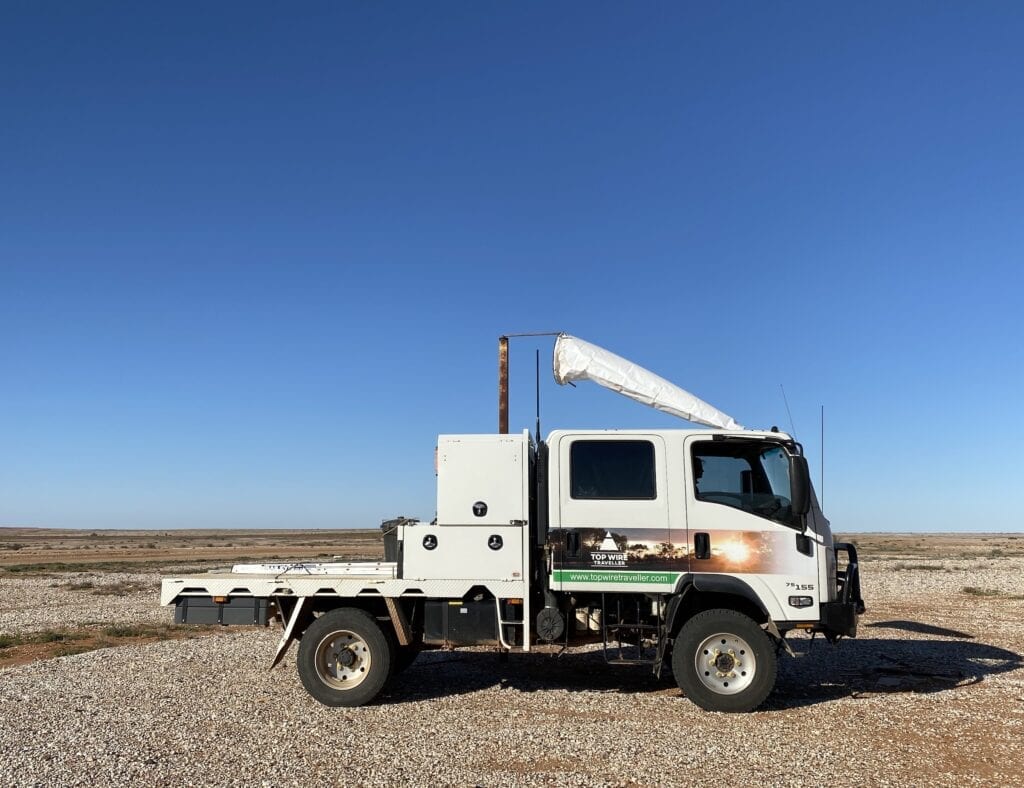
[820,404,825,511]
[780,384,797,439]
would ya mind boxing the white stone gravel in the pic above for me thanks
[2,556,1023,786]
[0,571,170,634]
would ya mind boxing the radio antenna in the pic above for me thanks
[779,384,798,439]
[820,404,825,511]
[535,349,541,443]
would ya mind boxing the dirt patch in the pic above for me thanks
[0,623,224,668]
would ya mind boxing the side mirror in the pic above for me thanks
[789,454,811,517]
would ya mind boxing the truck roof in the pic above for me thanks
[544,428,793,441]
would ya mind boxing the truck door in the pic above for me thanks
[683,435,820,619]
[551,434,681,594]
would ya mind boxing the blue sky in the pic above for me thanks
[2,3,1022,531]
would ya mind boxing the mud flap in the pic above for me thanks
[653,624,669,679]
[385,597,412,647]
[270,596,309,669]
[764,618,795,657]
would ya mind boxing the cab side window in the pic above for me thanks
[570,440,656,500]
[691,440,800,527]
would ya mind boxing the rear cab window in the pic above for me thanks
[570,440,656,499]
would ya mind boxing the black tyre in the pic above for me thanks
[392,644,420,675]
[297,608,393,707]
[383,627,421,678]
[671,608,777,713]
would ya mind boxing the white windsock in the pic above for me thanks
[552,334,744,430]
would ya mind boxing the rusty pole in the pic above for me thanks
[498,335,509,434]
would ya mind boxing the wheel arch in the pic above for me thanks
[302,596,421,635]
[666,574,770,636]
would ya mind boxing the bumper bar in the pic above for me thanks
[819,542,865,638]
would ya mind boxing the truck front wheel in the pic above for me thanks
[671,608,777,713]
[298,608,393,707]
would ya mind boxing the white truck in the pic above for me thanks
[161,335,863,713]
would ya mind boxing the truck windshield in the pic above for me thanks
[691,441,801,528]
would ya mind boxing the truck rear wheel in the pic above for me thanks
[298,608,393,707]
[672,608,777,713]
[384,628,421,678]
[392,644,420,675]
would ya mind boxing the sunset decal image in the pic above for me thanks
[551,528,807,575]
[715,538,752,566]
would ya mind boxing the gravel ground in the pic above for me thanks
[0,571,168,634]
[2,556,1023,786]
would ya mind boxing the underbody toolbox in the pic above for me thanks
[424,598,498,645]
[174,596,270,626]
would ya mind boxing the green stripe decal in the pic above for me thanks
[553,570,680,585]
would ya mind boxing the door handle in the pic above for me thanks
[694,532,711,560]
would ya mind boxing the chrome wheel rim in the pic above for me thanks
[694,632,756,695]
[315,629,372,689]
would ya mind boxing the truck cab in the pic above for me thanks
[546,428,849,632]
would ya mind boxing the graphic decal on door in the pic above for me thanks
[590,532,628,568]
[550,527,810,575]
